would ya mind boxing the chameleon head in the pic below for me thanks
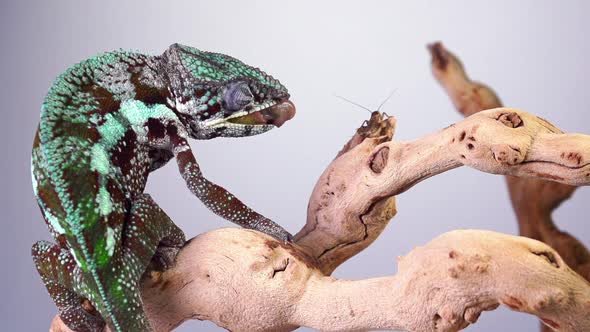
[162,43,296,139]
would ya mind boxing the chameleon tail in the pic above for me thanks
[32,191,185,332]
[32,241,106,332]
[91,193,186,332]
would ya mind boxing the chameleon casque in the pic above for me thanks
[31,43,296,332]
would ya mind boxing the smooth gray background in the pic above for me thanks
[2,1,588,331]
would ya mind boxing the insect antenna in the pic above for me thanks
[333,94,373,113]
[334,89,398,115]
[376,89,397,114]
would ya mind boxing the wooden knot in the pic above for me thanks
[369,146,390,173]
[496,112,523,128]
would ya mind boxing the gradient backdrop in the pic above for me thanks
[2,1,589,331]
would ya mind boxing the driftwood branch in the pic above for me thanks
[428,41,590,284]
[296,108,590,275]
[428,41,590,332]
[50,47,590,331]
[51,228,590,332]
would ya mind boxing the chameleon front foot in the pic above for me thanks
[250,217,294,242]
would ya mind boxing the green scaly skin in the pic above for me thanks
[31,44,296,332]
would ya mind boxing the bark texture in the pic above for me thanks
[51,228,590,332]
[428,41,590,331]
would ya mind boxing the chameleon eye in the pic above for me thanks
[223,82,253,113]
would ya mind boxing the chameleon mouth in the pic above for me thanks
[227,100,296,128]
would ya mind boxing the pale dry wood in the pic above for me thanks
[428,41,590,332]
[427,39,590,292]
[51,228,590,332]
[297,108,590,274]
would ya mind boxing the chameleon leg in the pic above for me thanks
[101,193,186,332]
[121,193,186,273]
[32,241,106,332]
[172,135,293,242]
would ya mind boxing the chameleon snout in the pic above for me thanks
[268,100,296,127]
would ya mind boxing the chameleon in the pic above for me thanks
[31,43,296,332]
